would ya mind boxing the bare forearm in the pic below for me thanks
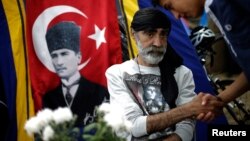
[147,105,193,133]
[146,93,223,133]
[218,72,250,103]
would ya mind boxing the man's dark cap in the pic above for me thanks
[131,8,171,32]
[46,21,81,53]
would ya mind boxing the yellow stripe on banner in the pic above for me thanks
[120,0,139,59]
[2,0,35,141]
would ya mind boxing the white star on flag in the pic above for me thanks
[88,25,106,49]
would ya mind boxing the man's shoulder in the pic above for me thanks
[79,76,98,86]
[105,60,137,79]
[44,85,61,96]
[79,76,107,90]
[175,65,193,76]
[176,65,190,71]
[107,60,134,71]
[78,76,109,100]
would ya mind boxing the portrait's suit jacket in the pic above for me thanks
[42,76,109,127]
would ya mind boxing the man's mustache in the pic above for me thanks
[143,46,166,54]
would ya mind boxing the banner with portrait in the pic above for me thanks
[26,0,122,111]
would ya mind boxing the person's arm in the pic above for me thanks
[197,72,250,121]
[218,72,250,103]
[172,66,196,141]
[146,93,218,133]
[147,66,222,136]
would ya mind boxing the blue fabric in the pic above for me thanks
[0,2,17,141]
[199,11,208,27]
[208,0,250,82]
[137,1,228,141]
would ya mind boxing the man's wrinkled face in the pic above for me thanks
[51,48,81,79]
[158,0,204,19]
[134,28,168,65]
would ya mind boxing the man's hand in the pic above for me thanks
[184,92,224,122]
[196,92,225,122]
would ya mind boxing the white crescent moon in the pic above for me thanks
[32,5,90,72]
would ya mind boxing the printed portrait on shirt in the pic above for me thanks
[124,72,166,114]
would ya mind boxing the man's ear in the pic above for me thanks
[77,52,82,64]
[131,28,135,39]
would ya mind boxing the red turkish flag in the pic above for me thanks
[26,0,122,111]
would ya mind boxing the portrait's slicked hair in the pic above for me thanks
[46,21,81,53]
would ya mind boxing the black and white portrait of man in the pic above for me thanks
[143,85,165,114]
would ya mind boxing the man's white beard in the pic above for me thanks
[137,40,166,65]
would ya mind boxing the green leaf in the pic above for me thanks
[84,123,98,132]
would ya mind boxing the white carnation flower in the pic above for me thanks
[25,107,79,141]
[42,125,54,141]
[36,108,53,128]
[98,102,112,114]
[24,117,42,136]
[99,103,132,139]
[102,104,130,131]
[53,107,73,124]
[104,112,123,131]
